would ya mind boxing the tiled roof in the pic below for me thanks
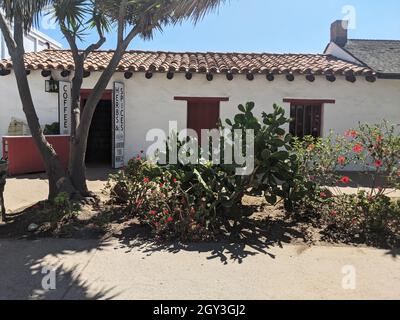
[343,40,400,74]
[0,49,374,75]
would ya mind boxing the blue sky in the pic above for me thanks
[39,0,400,54]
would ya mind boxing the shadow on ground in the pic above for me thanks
[111,212,309,265]
[0,239,118,300]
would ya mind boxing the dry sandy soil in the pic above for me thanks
[1,173,399,300]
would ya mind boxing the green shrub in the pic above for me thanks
[107,102,301,240]
[44,122,60,135]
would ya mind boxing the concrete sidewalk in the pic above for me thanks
[0,239,398,300]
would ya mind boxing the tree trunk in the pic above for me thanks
[69,48,126,195]
[3,18,78,200]
[0,162,6,223]
[69,133,89,196]
[12,56,77,199]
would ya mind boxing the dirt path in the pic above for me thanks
[0,239,398,300]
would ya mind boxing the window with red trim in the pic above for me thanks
[289,104,322,138]
[284,99,335,138]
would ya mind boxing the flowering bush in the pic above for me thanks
[320,192,400,246]
[293,120,400,246]
[107,157,216,241]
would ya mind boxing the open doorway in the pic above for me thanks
[81,90,113,166]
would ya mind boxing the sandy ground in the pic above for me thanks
[4,167,113,212]
[0,238,398,300]
[4,169,400,214]
[1,170,399,300]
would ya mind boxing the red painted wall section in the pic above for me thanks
[2,136,70,176]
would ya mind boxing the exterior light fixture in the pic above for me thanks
[45,77,59,93]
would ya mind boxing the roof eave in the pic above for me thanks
[377,73,400,80]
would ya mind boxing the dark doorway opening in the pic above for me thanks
[84,99,112,165]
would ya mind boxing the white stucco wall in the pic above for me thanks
[0,72,60,150]
[1,28,62,59]
[0,70,399,163]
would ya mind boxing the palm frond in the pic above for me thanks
[172,0,226,24]
[0,0,53,31]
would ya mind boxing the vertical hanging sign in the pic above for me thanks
[58,81,72,135]
[112,82,125,169]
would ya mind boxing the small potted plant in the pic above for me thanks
[0,159,7,222]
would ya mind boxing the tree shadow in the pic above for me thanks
[112,212,308,265]
[0,239,119,300]
[385,247,400,258]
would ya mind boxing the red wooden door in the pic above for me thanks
[187,100,220,142]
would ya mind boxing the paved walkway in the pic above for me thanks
[0,239,398,300]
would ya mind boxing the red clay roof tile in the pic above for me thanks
[0,49,374,75]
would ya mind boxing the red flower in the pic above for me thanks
[345,130,358,138]
[163,209,169,215]
[307,144,316,151]
[172,178,178,183]
[330,210,338,217]
[374,160,383,168]
[143,177,150,184]
[340,176,350,184]
[338,156,346,166]
[135,200,143,209]
[320,192,327,199]
[353,144,363,154]
[159,183,164,188]
[149,210,157,216]
[376,135,383,143]
[351,218,357,225]
[136,155,142,161]
[166,216,174,223]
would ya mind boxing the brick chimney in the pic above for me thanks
[331,20,348,47]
